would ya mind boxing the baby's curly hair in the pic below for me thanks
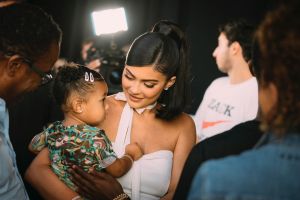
[255,1,300,135]
[52,63,105,111]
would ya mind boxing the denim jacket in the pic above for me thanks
[0,98,29,200]
[188,132,300,200]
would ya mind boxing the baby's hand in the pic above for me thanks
[125,142,143,161]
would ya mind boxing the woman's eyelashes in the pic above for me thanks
[144,83,155,88]
[124,73,156,88]
[124,74,134,80]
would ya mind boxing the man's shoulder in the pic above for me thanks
[205,76,229,90]
[210,76,229,85]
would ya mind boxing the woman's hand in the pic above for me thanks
[70,166,128,200]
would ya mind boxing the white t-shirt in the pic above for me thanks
[193,76,258,141]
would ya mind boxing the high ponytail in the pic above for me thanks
[126,20,191,120]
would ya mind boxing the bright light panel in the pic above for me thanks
[92,7,128,36]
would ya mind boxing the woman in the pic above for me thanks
[25,20,196,200]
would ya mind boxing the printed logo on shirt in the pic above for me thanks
[208,99,234,117]
[202,120,229,129]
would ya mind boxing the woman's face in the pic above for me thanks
[122,65,173,109]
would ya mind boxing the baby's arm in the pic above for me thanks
[28,131,47,154]
[105,142,143,177]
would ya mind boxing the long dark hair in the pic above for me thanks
[125,20,190,120]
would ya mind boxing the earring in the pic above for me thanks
[164,87,169,91]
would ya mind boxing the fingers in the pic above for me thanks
[69,166,123,200]
[69,166,95,190]
[71,166,94,182]
[70,167,112,194]
[76,188,93,200]
[91,170,112,180]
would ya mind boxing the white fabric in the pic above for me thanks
[113,92,173,200]
[193,77,258,141]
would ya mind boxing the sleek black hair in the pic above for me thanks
[0,3,62,62]
[125,20,190,120]
[219,19,255,62]
[52,64,105,111]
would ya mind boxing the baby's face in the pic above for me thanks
[83,81,108,126]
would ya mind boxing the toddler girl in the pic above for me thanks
[29,64,142,197]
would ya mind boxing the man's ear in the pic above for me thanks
[6,55,24,77]
[164,76,176,90]
[230,41,241,56]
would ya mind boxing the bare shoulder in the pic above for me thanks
[172,113,196,152]
[175,113,195,128]
[173,113,196,138]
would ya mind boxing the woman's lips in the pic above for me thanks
[128,94,143,102]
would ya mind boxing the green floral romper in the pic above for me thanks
[30,121,117,191]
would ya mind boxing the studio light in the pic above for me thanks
[91,7,128,36]
[88,7,128,94]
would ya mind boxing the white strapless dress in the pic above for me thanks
[113,93,173,200]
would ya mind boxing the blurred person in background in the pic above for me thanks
[188,2,300,199]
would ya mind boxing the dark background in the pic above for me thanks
[27,0,274,114]
[9,1,279,199]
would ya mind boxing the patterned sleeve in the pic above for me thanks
[29,123,55,152]
[92,130,117,171]
[29,130,47,152]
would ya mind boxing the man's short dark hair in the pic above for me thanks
[0,3,62,62]
[219,19,255,62]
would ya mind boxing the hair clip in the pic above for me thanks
[89,72,94,82]
[85,72,89,81]
[84,72,94,82]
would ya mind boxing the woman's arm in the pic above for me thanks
[25,148,78,200]
[162,115,196,200]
